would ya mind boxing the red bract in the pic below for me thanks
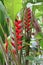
[11,37,14,40]
[11,42,15,47]
[27,23,30,27]
[17,29,22,34]
[18,20,22,24]
[16,27,19,32]
[18,46,22,50]
[16,33,18,37]
[25,24,30,28]
[24,8,31,32]
[18,41,22,44]
[27,11,31,15]
[16,29,22,34]
[15,19,22,51]
[16,32,19,37]
[28,15,31,19]
[17,35,22,40]
[28,19,31,22]
[17,25,22,29]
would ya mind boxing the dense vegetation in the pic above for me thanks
[0,0,43,65]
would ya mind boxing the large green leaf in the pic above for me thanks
[0,1,9,42]
[4,0,22,21]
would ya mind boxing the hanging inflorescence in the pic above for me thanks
[5,7,32,54]
[15,19,23,50]
[24,8,31,32]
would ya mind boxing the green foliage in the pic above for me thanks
[0,0,4,4]
[0,2,9,42]
[35,32,43,40]
[0,50,5,65]
[26,56,43,64]
[4,0,22,21]
[39,39,43,49]
[33,4,43,18]
[35,32,43,48]
[25,56,34,61]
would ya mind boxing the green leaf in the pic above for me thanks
[0,1,9,42]
[39,39,43,48]
[40,23,43,26]
[25,56,34,61]
[4,0,22,21]
[35,32,43,40]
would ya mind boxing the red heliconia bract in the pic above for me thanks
[17,35,22,40]
[11,42,15,47]
[15,19,23,50]
[18,20,22,24]
[17,41,22,45]
[10,27,16,53]
[24,8,31,32]
[18,46,22,50]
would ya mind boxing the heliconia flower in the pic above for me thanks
[16,27,19,32]
[15,19,23,51]
[18,20,22,24]
[27,23,30,27]
[11,42,15,47]
[10,27,16,53]
[24,8,31,32]
[16,32,19,37]
[18,46,22,50]
[18,41,22,45]
[16,29,22,34]
[16,33,19,37]
[18,29,22,34]
[25,23,30,28]
[27,11,31,15]
[27,15,31,19]
[28,19,31,22]
[17,25,22,29]
[17,35,22,40]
